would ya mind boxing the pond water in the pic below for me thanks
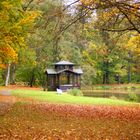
[83,90,140,102]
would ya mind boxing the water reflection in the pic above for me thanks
[83,90,140,102]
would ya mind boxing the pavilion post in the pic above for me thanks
[43,74,48,91]
[67,73,70,84]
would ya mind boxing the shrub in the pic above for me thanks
[131,86,136,90]
[109,96,118,100]
[124,86,136,90]
[102,86,111,90]
[128,93,138,102]
[94,86,111,90]
[67,88,83,96]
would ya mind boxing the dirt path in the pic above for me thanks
[0,89,17,116]
[0,90,11,96]
[0,89,35,116]
[0,95,17,116]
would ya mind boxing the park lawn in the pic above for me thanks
[12,89,138,106]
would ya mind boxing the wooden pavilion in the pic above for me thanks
[45,61,83,91]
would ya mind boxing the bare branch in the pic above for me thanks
[22,0,34,11]
[63,0,80,11]
[116,6,140,34]
[101,28,135,32]
[54,9,91,40]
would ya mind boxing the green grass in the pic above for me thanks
[11,89,139,106]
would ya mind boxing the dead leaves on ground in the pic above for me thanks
[0,102,140,140]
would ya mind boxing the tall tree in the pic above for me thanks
[0,0,39,85]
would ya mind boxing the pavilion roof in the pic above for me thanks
[46,68,83,75]
[54,60,74,65]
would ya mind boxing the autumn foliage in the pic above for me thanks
[0,101,140,139]
[0,0,39,68]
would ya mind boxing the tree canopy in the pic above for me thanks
[0,0,139,86]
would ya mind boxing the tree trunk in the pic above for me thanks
[106,61,109,84]
[103,60,110,84]
[103,73,106,84]
[10,63,16,84]
[128,51,132,83]
[29,68,35,87]
[5,63,11,86]
[117,74,121,84]
[43,75,47,91]
[128,64,131,83]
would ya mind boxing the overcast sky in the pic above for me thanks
[65,0,77,5]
